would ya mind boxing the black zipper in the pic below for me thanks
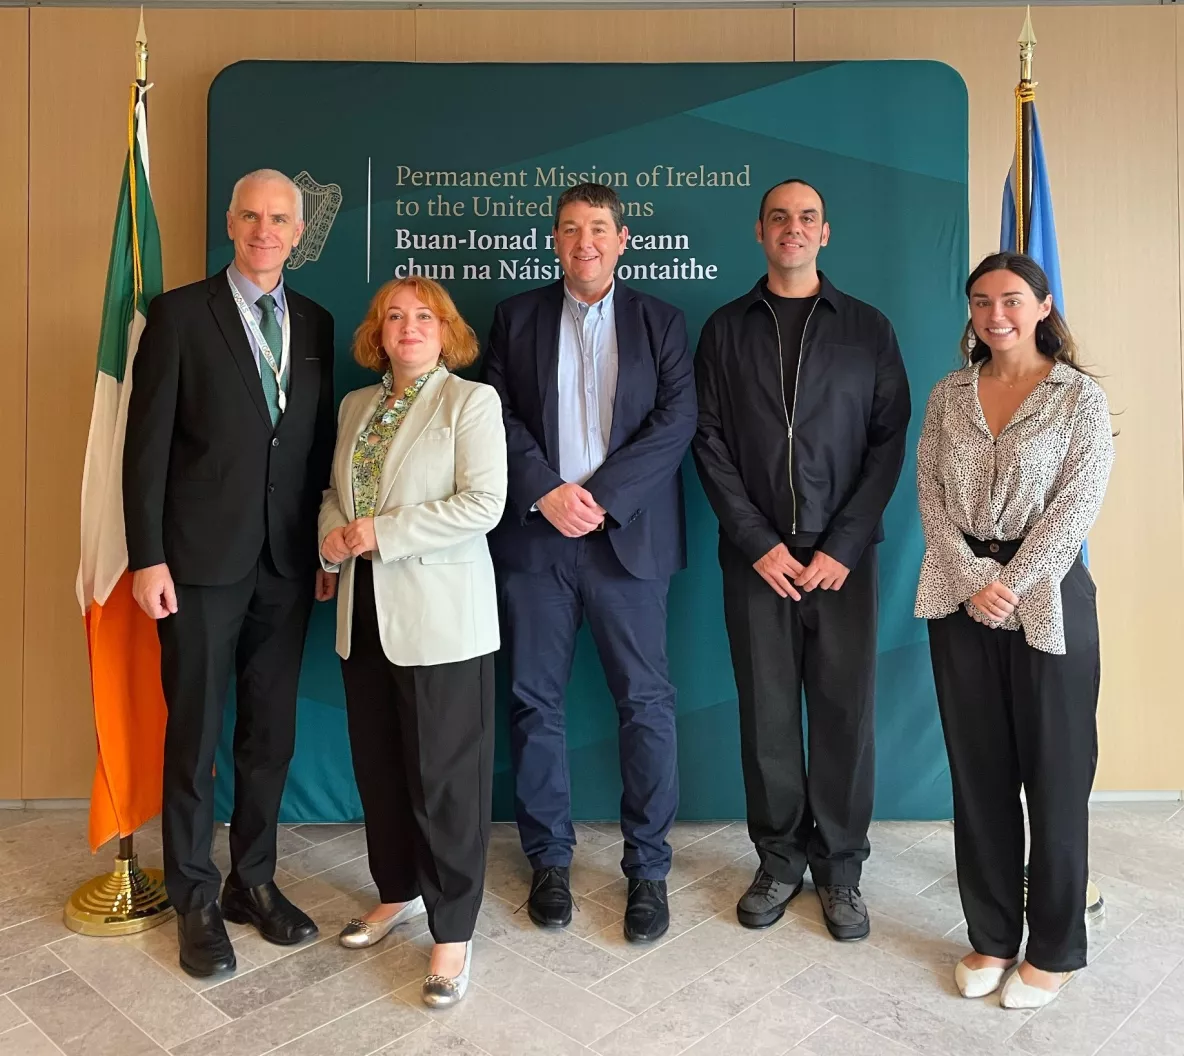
[762,297,817,534]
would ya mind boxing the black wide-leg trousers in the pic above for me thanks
[928,556,1100,972]
[340,558,494,944]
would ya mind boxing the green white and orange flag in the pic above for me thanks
[76,80,165,853]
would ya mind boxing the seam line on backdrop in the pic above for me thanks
[792,4,796,61]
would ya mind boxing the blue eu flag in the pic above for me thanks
[1000,103,1086,563]
[1000,105,1064,310]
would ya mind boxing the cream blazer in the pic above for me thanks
[318,368,508,667]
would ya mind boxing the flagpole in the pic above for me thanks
[1015,7,1036,254]
[65,9,173,936]
[1010,10,1105,927]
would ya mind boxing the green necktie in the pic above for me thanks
[256,293,283,426]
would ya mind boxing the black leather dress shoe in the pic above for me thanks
[527,867,573,928]
[221,880,319,945]
[176,901,237,978]
[624,879,669,942]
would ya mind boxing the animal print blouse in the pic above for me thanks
[914,360,1113,655]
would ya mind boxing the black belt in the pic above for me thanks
[963,534,1022,565]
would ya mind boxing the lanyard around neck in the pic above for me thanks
[229,279,291,413]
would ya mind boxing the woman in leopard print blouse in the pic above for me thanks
[915,254,1113,1009]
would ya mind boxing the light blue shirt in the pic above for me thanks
[227,262,287,377]
[557,283,618,485]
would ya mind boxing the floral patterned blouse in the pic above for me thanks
[351,366,440,518]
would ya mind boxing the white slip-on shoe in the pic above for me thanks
[954,957,1012,998]
[1000,965,1073,1009]
[338,896,425,949]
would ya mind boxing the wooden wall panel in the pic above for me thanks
[800,6,1184,789]
[27,8,140,797]
[0,9,28,799]
[142,8,416,289]
[415,9,793,62]
[18,4,1184,797]
[24,8,414,797]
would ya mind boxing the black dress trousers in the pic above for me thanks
[340,558,495,944]
[719,537,879,888]
[157,552,313,914]
[927,555,1100,973]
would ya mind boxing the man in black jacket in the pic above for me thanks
[124,169,336,976]
[693,179,910,941]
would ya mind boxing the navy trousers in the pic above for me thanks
[499,532,678,880]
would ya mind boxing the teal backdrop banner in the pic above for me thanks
[207,60,969,825]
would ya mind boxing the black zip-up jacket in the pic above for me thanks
[693,273,911,571]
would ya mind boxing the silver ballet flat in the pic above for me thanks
[338,896,425,949]
[421,940,473,1008]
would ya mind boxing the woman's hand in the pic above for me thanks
[321,526,352,564]
[314,569,337,602]
[969,581,1019,623]
[343,517,378,556]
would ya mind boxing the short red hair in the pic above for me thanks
[352,276,479,373]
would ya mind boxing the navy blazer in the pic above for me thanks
[482,279,697,580]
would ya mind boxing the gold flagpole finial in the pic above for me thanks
[135,6,148,84]
[1019,6,1036,83]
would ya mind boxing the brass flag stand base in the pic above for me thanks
[64,836,174,937]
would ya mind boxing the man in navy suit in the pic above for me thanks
[483,183,697,943]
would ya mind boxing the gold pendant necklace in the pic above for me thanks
[984,365,1045,388]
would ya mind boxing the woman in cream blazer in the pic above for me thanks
[318,276,506,1008]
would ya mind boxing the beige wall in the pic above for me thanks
[0,8,29,800]
[797,6,1184,791]
[5,6,1181,799]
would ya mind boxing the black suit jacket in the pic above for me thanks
[123,268,335,586]
[481,280,697,581]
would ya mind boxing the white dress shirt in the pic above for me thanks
[557,283,618,485]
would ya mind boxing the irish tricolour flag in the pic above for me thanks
[76,82,166,852]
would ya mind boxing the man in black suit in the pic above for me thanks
[124,168,336,977]
[482,183,697,943]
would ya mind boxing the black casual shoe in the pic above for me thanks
[527,867,573,928]
[623,879,669,943]
[817,885,870,942]
[176,901,237,978]
[221,880,319,945]
[737,868,804,929]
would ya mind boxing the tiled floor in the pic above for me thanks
[0,803,1181,1055]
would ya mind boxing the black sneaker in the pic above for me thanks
[623,879,669,943]
[527,866,573,928]
[817,884,870,941]
[737,868,804,929]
